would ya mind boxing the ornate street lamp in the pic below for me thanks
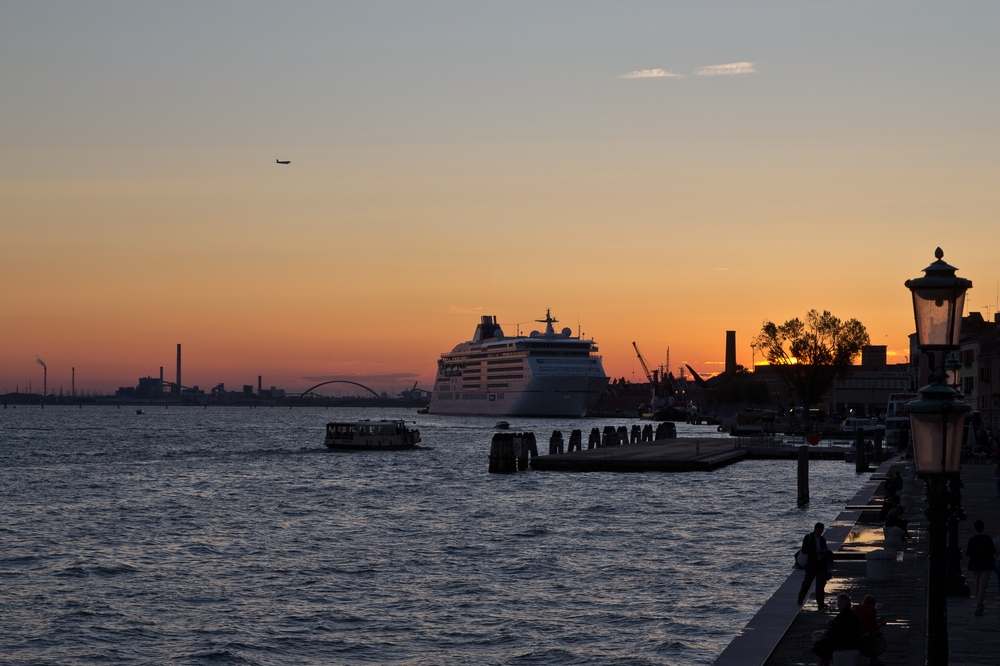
[905,248,971,353]
[906,383,968,475]
[904,247,972,665]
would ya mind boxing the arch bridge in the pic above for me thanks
[297,380,382,399]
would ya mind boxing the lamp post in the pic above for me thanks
[940,352,971,596]
[946,475,970,597]
[904,248,973,666]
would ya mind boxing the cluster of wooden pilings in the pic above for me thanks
[488,432,537,473]
[489,422,679,473]
[582,423,677,450]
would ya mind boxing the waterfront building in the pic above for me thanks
[753,345,915,417]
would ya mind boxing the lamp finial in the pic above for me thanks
[935,247,944,260]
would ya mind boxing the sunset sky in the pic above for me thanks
[3,2,999,395]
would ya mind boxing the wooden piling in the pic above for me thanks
[518,433,537,471]
[549,430,564,455]
[797,445,809,506]
[489,433,522,474]
[568,429,582,452]
[855,429,868,473]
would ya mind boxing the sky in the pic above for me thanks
[2,1,999,395]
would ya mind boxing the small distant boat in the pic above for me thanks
[136,409,145,415]
[494,421,510,430]
[416,407,429,414]
[324,420,421,450]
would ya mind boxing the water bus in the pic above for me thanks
[324,420,421,450]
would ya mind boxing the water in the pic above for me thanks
[1,407,865,665]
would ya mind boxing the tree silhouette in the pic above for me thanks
[717,365,770,406]
[754,309,869,409]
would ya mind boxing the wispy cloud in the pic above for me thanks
[617,68,684,79]
[695,62,757,76]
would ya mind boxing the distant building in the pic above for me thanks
[116,376,165,399]
[826,346,914,417]
[753,345,915,417]
[951,312,1000,431]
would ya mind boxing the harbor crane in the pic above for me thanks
[632,342,654,383]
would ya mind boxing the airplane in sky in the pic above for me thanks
[276,159,290,165]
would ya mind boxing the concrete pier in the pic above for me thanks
[529,438,746,472]
[529,435,855,473]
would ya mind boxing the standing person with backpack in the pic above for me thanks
[797,522,832,609]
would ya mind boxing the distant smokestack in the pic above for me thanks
[160,366,164,382]
[725,331,736,375]
[176,344,182,395]
[72,367,75,397]
[36,356,47,396]
[258,376,262,393]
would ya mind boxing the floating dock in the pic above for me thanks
[528,437,853,473]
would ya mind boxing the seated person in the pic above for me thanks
[813,593,862,666]
[853,595,887,665]
[879,495,899,521]
[885,504,909,540]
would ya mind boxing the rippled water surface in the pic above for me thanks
[1,407,865,665]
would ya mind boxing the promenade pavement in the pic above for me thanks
[760,461,999,666]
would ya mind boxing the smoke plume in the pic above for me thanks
[36,356,46,368]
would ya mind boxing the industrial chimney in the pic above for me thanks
[72,367,75,397]
[258,376,262,394]
[725,331,737,375]
[176,344,182,395]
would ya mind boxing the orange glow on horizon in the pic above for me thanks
[2,5,998,395]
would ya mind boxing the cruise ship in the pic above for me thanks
[428,311,608,417]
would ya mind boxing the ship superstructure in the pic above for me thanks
[428,311,608,417]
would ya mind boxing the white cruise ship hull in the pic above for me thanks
[428,312,609,418]
[429,375,607,417]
